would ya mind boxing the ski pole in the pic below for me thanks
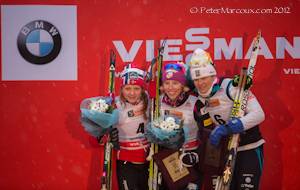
[215,30,261,190]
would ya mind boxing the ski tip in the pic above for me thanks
[257,29,261,36]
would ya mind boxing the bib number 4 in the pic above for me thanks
[137,123,145,134]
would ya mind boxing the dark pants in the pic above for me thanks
[230,144,264,190]
[116,160,150,190]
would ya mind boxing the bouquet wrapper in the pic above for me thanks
[145,115,189,150]
[79,96,120,137]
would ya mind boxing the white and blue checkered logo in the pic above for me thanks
[17,20,62,64]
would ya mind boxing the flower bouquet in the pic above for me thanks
[79,96,120,137]
[146,115,189,149]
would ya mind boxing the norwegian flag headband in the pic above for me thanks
[121,63,145,88]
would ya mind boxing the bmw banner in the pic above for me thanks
[1,5,77,81]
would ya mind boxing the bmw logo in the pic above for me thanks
[17,20,62,65]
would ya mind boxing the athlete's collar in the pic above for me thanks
[124,98,141,105]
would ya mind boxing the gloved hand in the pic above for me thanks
[146,147,154,161]
[97,128,119,145]
[210,117,244,147]
[145,57,158,83]
[232,75,252,90]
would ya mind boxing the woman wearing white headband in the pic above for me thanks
[189,48,265,190]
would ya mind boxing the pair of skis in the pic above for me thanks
[147,37,168,190]
[101,38,167,190]
[215,30,261,190]
[101,49,116,190]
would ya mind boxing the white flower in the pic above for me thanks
[151,116,184,131]
[99,108,107,112]
[101,103,109,111]
[158,117,165,124]
[97,99,106,104]
[89,99,109,113]
[167,121,176,130]
[89,101,98,111]
[166,126,173,131]
[160,121,169,130]
[174,124,180,130]
[165,117,175,124]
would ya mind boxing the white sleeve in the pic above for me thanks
[229,86,265,130]
[239,91,265,130]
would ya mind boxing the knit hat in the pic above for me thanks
[162,62,186,85]
[189,48,217,80]
[120,63,145,88]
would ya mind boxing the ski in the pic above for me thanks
[148,37,167,190]
[215,30,261,190]
[108,49,116,100]
[101,49,116,190]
